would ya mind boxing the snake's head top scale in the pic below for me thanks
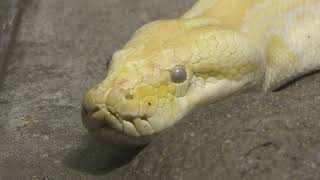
[82,19,264,146]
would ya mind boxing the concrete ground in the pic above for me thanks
[1,0,320,179]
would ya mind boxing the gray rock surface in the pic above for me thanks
[0,0,194,179]
[1,0,320,179]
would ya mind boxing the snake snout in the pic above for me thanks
[82,85,157,139]
[81,103,107,131]
[81,94,123,132]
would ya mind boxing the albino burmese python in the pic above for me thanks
[82,0,320,146]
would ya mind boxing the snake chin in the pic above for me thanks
[89,125,153,147]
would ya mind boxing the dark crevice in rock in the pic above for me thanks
[0,0,26,89]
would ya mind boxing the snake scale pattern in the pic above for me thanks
[82,0,320,146]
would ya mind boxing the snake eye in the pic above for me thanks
[170,65,187,83]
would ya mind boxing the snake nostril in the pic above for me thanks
[91,106,100,114]
[125,92,134,100]
[141,116,148,121]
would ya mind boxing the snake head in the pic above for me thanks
[82,19,263,146]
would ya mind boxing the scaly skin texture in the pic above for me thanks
[82,0,320,146]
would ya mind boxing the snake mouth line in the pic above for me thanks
[81,104,155,138]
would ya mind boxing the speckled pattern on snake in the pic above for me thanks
[81,0,320,146]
